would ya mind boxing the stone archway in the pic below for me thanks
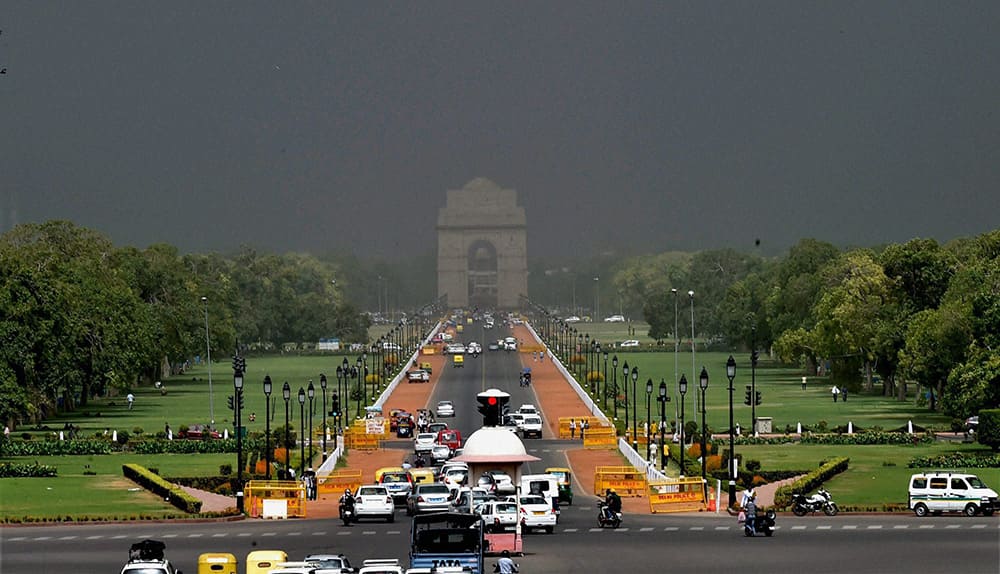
[437,179,527,309]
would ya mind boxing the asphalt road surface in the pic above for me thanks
[3,339,998,574]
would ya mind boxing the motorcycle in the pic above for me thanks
[790,488,839,516]
[339,501,356,526]
[743,508,776,537]
[597,500,622,528]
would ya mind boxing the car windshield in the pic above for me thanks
[523,416,541,424]
[521,496,546,505]
[967,476,986,488]
[383,474,408,483]
[421,485,450,495]
[358,488,384,496]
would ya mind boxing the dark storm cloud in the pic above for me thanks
[3,2,998,258]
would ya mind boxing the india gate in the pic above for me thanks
[437,178,528,310]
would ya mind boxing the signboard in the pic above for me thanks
[366,418,385,434]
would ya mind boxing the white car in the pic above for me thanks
[414,432,437,454]
[353,485,395,523]
[303,554,355,573]
[519,415,543,439]
[516,404,538,417]
[604,314,626,323]
[440,465,469,488]
[564,316,581,323]
[619,339,640,348]
[516,494,557,533]
[430,443,452,463]
[484,470,515,495]
[466,342,482,354]
[436,400,455,418]
[358,559,404,574]
[476,500,518,532]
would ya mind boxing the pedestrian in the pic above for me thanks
[569,418,576,439]
[126,392,135,410]
[165,422,172,440]
[582,419,589,440]
[831,385,840,403]
[496,550,519,574]
[3,424,10,439]
[249,412,256,422]
[801,376,807,390]
[840,386,848,402]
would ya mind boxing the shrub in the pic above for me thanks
[977,409,1000,451]
[0,462,58,477]
[586,371,604,383]
[122,464,202,513]
[115,430,130,445]
[773,457,850,508]
[219,464,232,476]
[132,427,144,436]
[745,459,762,472]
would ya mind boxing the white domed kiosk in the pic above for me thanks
[451,427,540,486]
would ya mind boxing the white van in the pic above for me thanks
[520,473,561,515]
[908,472,998,517]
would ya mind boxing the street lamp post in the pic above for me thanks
[645,379,653,463]
[672,288,679,428]
[282,382,291,479]
[233,352,245,513]
[631,366,639,453]
[354,358,362,419]
[612,355,619,421]
[678,374,688,478]
[307,381,315,466]
[341,357,350,426]
[319,374,328,461]
[689,290,696,413]
[263,375,273,480]
[602,349,609,411]
[201,296,214,425]
[699,366,709,501]
[584,333,591,391]
[726,355,737,508]
[658,380,669,468]
[576,332,583,381]
[622,361,629,436]
[297,387,306,477]
[751,322,759,437]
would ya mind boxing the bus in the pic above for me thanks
[409,512,484,574]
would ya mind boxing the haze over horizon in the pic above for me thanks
[3,3,998,259]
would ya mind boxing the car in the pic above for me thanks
[353,485,395,523]
[564,315,581,323]
[406,369,430,383]
[436,429,462,452]
[440,465,469,488]
[452,487,494,512]
[619,339,640,348]
[515,494,557,533]
[965,416,979,435]
[466,342,482,354]
[604,314,626,323]
[444,343,467,355]
[303,554,355,574]
[406,482,454,515]
[179,424,221,440]
[507,413,525,428]
[475,500,518,532]
[430,443,452,463]
[516,404,538,415]
[377,470,414,504]
[483,470,515,495]
[426,422,448,435]
[436,400,455,418]
[488,342,500,351]
[121,559,179,574]
[519,415,543,439]
[502,337,517,351]
[357,559,404,574]
[413,432,437,454]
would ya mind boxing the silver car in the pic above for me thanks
[406,482,454,515]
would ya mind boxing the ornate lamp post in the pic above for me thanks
[354,356,363,418]
[678,374,688,478]
[297,387,306,477]
[645,378,653,462]
[726,355,737,508]
[282,381,291,479]
[263,375,273,480]
[307,381,315,466]
[232,353,245,512]
[201,296,214,425]
[622,361,629,434]
[631,366,639,452]
[576,332,583,380]
[612,355,619,421]
[319,373,328,461]
[658,379,669,468]
[584,333,591,389]
[699,366,709,500]
[341,357,350,426]
[602,349,609,411]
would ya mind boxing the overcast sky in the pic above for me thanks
[2,2,998,259]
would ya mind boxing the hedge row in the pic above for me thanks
[907,452,1000,469]
[0,510,238,524]
[122,463,202,513]
[772,456,850,509]
[3,437,263,456]
[0,462,58,477]
[730,432,934,447]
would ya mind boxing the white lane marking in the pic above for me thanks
[86,535,103,540]
[8,537,26,541]
[791,526,806,530]
[714,526,730,531]
[187,533,203,538]
[588,528,603,532]
[363,531,377,535]
[690,526,704,531]
[58,536,77,540]
[663,527,679,531]
[945,524,961,529]
[111,535,127,539]
[816,526,831,530]
[387,530,401,535]
[563,528,578,532]
[212,533,227,538]
[893,525,908,529]
[161,534,177,538]
[640,527,655,532]
[337,531,352,535]
[33,537,51,541]
[970,524,987,529]
[918,525,935,529]
[842,525,857,530]
[261,532,276,537]
[287,532,300,536]
[237,533,252,537]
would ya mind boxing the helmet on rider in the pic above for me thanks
[344,488,352,496]
[501,550,510,557]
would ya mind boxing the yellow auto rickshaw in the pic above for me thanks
[198,553,237,574]
[246,550,287,574]
[545,467,574,505]
[374,466,405,483]
[453,354,464,368]
[408,468,435,485]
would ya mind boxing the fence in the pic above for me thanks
[318,469,362,495]
[593,465,647,497]
[245,480,307,518]
[647,477,708,513]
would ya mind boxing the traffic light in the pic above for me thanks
[232,355,246,375]
[227,395,235,410]
[744,385,752,406]
[330,395,340,416]
[751,350,759,367]
[755,391,762,406]
[238,393,245,410]
[476,389,510,427]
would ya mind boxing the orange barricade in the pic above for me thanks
[557,416,605,439]
[593,466,647,497]
[318,469,362,495]
[647,478,708,513]
[245,480,307,518]
[582,426,617,449]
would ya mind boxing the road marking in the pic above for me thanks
[387,530,401,535]
[816,526,831,530]
[363,531,377,535]
[970,524,987,529]
[287,532,301,536]
[186,533,203,538]
[866,525,882,530]
[791,526,806,530]
[8,537,26,541]
[893,525,908,529]
[690,526,704,531]
[640,527,655,532]
[111,535,127,539]
[161,534,177,538]
[614,528,629,532]
[33,537,51,541]
[312,531,327,536]
[945,524,961,529]
[918,525,935,529]
[212,533,228,537]
[588,528,603,532]
[261,532,277,537]
[58,536,77,540]
[842,525,857,530]
[337,531,352,535]
[563,528,578,532]
[663,527,679,531]
[86,535,104,540]
[237,533,252,537]
[714,526,729,531]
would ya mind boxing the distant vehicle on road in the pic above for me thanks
[179,424,221,440]
[619,340,640,348]
[604,314,626,323]
[436,401,455,418]
[564,316,581,323]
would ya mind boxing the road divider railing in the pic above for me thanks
[647,477,708,513]
[318,469,362,495]
[593,465,647,497]
[245,480,307,518]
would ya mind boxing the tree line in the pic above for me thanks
[0,221,370,426]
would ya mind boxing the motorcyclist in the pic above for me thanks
[339,488,355,517]
[603,488,622,521]
[744,495,758,534]
[496,549,519,574]
[414,453,426,468]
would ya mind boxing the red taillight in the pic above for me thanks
[386,497,392,504]
[519,507,526,514]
